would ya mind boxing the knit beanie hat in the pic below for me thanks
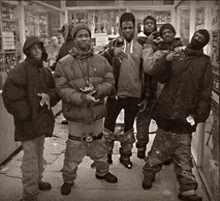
[159,23,176,36]
[120,12,135,28]
[71,24,91,39]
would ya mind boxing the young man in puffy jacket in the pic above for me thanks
[2,36,60,201]
[54,24,118,196]
[142,29,213,201]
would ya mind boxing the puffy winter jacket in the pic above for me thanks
[54,47,115,124]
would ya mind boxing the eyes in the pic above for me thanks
[194,33,205,43]
[122,26,134,31]
[76,33,90,38]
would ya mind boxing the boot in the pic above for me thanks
[178,194,202,201]
[38,181,52,191]
[96,172,118,183]
[107,153,113,164]
[61,182,74,195]
[142,174,155,190]
[119,158,132,169]
[137,148,146,159]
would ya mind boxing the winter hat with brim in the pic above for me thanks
[120,12,135,28]
[159,23,176,36]
[71,24,91,39]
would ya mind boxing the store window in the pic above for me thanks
[0,1,21,73]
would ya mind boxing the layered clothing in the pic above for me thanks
[152,44,213,133]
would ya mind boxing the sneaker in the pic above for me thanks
[142,176,155,190]
[178,194,202,201]
[119,158,132,169]
[137,149,146,159]
[38,181,52,191]
[61,182,74,195]
[96,172,118,183]
[61,119,68,125]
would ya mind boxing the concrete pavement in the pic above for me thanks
[0,113,210,201]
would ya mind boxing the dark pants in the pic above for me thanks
[104,97,139,132]
[136,108,152,149]
[104,97,139,159]
[143,128,198,193]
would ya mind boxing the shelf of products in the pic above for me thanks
[0,2,21,72]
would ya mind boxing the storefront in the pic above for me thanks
[66,1,174,53]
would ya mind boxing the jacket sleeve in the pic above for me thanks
[143,49,169,75]
[195,59,213,123]
[151,55,172,84]
[2,65,31,121]
[93,58,115,99]
[54,61,85,106]
[44,68,61,107]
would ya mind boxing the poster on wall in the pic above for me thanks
[195,7,204,30]
[2,31,15,50]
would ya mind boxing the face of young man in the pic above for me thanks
[74,29,91,52]
[144,19,155,34]
[121,21,134,42]
[30,43,42,61]
[161,29,175,44]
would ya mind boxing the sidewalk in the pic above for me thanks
[0,113,210,201]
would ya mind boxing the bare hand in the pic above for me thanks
[38,93,51,109]
[80,82,95,93]
[138,99,148,113]
[85,90,100,103]
[114,47,128,59]
[166,51,182,62]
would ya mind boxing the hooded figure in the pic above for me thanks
[2,35,60,201]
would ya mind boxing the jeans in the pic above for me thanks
[104,97,139,159]
[62,137,109,184]
[21,135,46,201]
[143,128,198,193]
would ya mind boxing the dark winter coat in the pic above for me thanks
[54,46,115,124]
[152,45,213,133]
[2,36,60,141]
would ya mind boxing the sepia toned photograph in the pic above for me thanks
[0,1,219,201]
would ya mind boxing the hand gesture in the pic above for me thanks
[166,51,182,62]
[38,93,51,109]
[80,82,95,93]
[138,99,148,113]
[114,47,128,61]
[84,90,100,103]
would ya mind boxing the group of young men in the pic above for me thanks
[2,11,213,201]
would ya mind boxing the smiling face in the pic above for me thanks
[74,29,91,52]
[161,28,175,44]
[30,43,42,61]
[121,21,134,42]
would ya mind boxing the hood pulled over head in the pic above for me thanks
[23,36,48,61]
